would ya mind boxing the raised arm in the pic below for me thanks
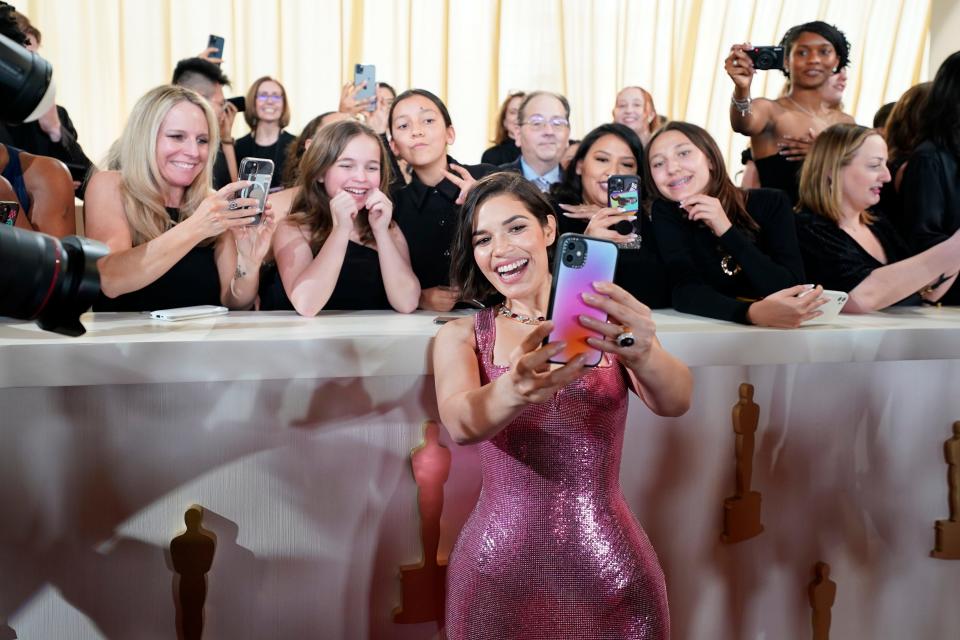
[725,43,777,137]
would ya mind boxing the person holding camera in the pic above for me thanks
[725,21,855,204]
[85,85,277,312]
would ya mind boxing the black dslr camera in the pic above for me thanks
[746,46,785,71]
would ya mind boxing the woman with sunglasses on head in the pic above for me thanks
[235,76,296,190]
[263,119,419,315]
[551,123,671,308]
[388,89,497,311]
[644,121,822,327]
[436,171,691,640]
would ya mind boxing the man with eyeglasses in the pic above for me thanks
[499,91,571,193]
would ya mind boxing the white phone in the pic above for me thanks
[800,289,848,325]
[149,305,229,321]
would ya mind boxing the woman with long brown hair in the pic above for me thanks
[480,91,524,166]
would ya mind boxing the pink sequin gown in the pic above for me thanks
[445,308,670,639]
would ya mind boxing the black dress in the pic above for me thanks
[480,140,520,166]
[392,156,498,290]
[795,208,921,306]
[235,131,297,190]
[93,208,222,312]
[553,199,672,310]
[650,189,805,323]
[258,240,392,311]
[754,153,800,204]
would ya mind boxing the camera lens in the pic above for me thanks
[564,254,573,264]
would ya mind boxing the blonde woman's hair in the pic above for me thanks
[113,85,218,245]
[797,123,879,225]
[287,119,392,250]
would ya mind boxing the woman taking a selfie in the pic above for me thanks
[85,85,276,312]
[264,119,419,315]
[643,121,821,327]
[436,172,691,640]
[388,89,496,311]
[796,123,960,311]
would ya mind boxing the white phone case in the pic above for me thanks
[149,305,229,321]
[801,290,849,325]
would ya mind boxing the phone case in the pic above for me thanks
[1,201,19,226]
[150,305,228,321]
[237,157,274,224]
[544,234,619,367]
[608,175,640,214]
[207,35,224,58]
[353,64,377,111]
[801,290,849,325]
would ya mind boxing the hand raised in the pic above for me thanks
[580,281,657,369]
[329,190,359,231]
[503,321,588,404]
[680,194,732,236]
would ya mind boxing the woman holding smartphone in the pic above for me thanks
[551,123,671,308]
[85,85,276,312]
[796,124,960,311]
[388,89,497,311]
[264,119,419,315]
[643,121,823,327]
[436,172,690,640]
[235,76,296,190]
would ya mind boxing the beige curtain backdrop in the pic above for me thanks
[10,0,930,177]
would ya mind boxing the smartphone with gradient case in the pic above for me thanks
[544,233,619,367]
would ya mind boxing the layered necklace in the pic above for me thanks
[497,304,545,325]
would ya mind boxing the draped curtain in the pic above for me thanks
[11,0,930,176]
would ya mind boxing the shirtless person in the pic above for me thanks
[726,21,854,203]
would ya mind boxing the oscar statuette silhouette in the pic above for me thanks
[170,505,216,640]
[394,421,452,625]
[808,561,836,640]
[932,421,960,559]
[722,383,764,543]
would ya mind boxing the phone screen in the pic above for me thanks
[353,64,377,112]
[1,201,19,226]
[238,158,274,225]
[608,175,640,214]
[544,234,619,367]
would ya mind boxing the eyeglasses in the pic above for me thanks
[256,93,284,103]
[522,116,570,130]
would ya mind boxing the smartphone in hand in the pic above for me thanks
[207,34,225,60]
[237,157,274,225]
[353,64,377,112]
[607,174,640,236]
[544,234,619,366]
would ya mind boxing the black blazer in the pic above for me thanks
[901,140,960,253]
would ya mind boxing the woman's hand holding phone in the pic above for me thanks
[580,281,657,369]
[231,200,277,264]
[584,207,638,244]
[187,181,259,239]
[746,284,827,328]
[502,322,588,405]
[679,195,732,236]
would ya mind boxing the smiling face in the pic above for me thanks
[471,193,556,299]
[255,79,285,124]
[321,133,382,207]
[155,101,210,192]
[517,94,570,167]
[389,94,454,168]
[504,95,523,140]
[647,129,712,202]
[612,87,651,135]
[788,31,839,89]
[576,134,639,207]
[839,134,890,215]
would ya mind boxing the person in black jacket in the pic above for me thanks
[900,51,960,304]
[480,91,524,166]
[643,121,824,327]
[388,89,497,311]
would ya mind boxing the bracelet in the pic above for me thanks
[221,138,235,145]
[731,95,752,117]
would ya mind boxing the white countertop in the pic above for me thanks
[3,307,960,387]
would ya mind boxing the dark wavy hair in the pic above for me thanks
[884,82,931,166]
[642,121,758,236]
[919,51,960,163]
[780,21,851,78]
[550,123,643,207]
[450,172,557,301]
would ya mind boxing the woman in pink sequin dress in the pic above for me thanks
[434,173,692,639]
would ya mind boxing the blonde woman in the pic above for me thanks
[85,85,276,311]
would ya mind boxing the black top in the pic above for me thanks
[0,105,93,199]
[878,156,909,238]
[900,140,960,253]
[235,131,297,189]
[650,188,805,323]
[481,139,521,166]
[93,208,222,312]
[754,153,800,204]
[392,156,498,290]
[795,208,920,306]
[258,240,392,311]
[553,200,672,309]
[212,148,231,190]
[1,145,29,215]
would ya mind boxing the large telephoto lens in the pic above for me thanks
[0,226,107,336]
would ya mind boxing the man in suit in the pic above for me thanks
[499,91,570,192]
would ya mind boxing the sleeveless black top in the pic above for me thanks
[755,153,800,204]
[93,208,222,311]
[258,240,392,311]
